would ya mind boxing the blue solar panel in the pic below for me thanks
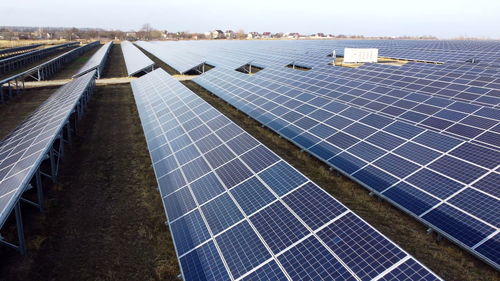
[164,186,197,221]
[170,210,211,255]
[179,241,231,281]
[250,201,309,254]
[406,169,464,199]
[229,177,276,216]
[317,213,407,280]
[353,166,398,192]
[258,161,307,196]
[215,159,253,188]
[428,156,486,184]
[472,173,500,198]
[283,182,348,230]
[241,260,288,281]
[278,236,357,281]
[240,145,280,173]
[422,204,495,247]
[378,259,441,281]
[448,188,499,226]
[475,234,500,267]
[374,153,419,178]
[383,182,440,215]
[216,221,271,279]
[190,173,226,205]
[131,69,442,280]
[329,152,367,174]
[204,144,236,168]
[201,193,244,235]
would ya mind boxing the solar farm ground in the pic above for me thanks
[0,42,498,281]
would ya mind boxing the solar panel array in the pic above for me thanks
[131,68,442,281]
[0,41,100,104]
[0,42,79,75]
[121,41,154,76]
[193,64,500,270]
[132,39,500,270]
[73,41,113,79]
[135,40,500,74]
[0,44,43,58]
[0,70,96,229]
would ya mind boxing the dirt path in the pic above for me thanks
[102,43,127,78]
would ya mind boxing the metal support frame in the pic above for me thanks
[0,202,27,255]
[0,78,95,255]
[0,41,99,104]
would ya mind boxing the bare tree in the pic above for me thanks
[236,29,246,40]
[139,23,153,40]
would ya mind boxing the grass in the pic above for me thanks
[0,40,69,49]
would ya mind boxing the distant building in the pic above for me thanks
[247,32,260,39]
[262,32,272,39]
[211,30,225,39]
[125,32,137,40]
[225,30,235,39]
[287,33,299,39]
[273,32,284,38]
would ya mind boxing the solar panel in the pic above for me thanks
[193,65,500,270]
[0,70,96,231]
[73,42,113,78]
[0,44,43,57]
[0,42,79,75]
[121,41,154,76]
[1,41,100,104]
[130,68,441,280]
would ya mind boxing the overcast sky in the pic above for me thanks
[3,0,500,38]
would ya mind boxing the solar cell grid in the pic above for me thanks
[121,41,154,76]
[0,70,96,230]
[192,65,499,269]
[131,69,442,280]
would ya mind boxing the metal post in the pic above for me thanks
[35,169,44,212]
[49,148,57,183]
[15,202,26,255]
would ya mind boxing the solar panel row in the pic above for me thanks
[131,68,442,281]
[0,42,79,75]
[192,66,500,270]
[73,41,113,79]
[0,44,43,58]
[0,41,100,104]
[121,41,154,76]
[134,40,500,74]
[0,70,97,252]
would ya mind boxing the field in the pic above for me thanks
[0,40,70,49]
[0,41,498,281]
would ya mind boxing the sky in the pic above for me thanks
[3,0,500,39]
